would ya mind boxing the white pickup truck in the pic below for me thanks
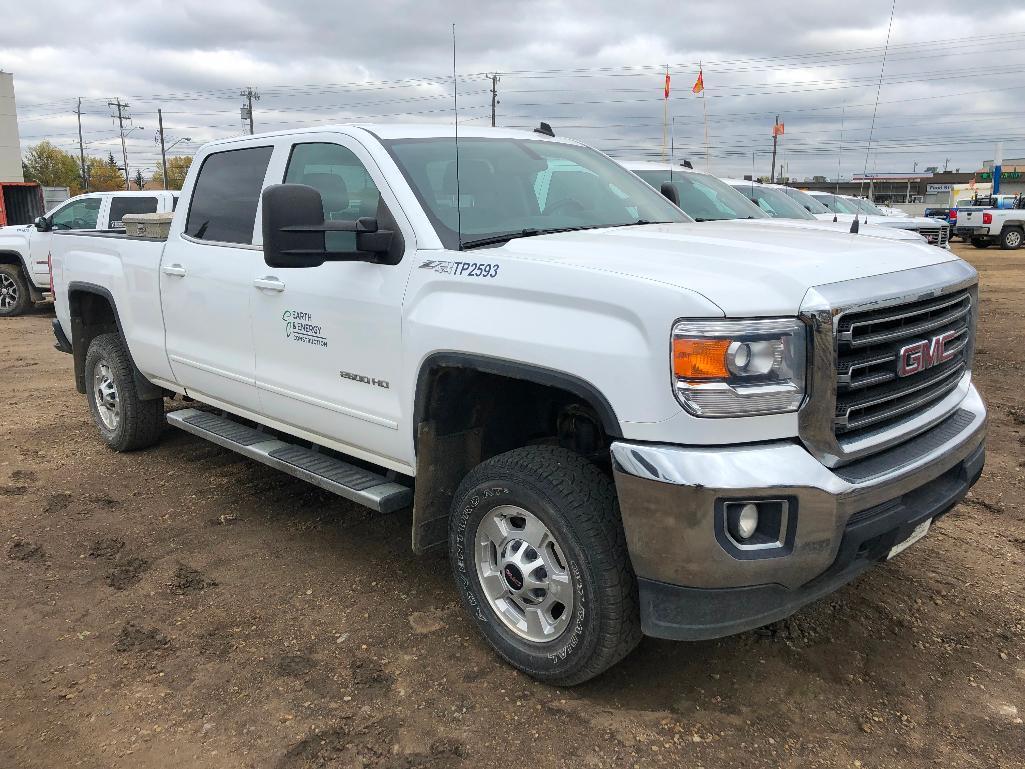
[806,192,952,248]
[956,194,1025,249]
[621,161,927,244]
[49,124,986,684]
[0,190,178,317]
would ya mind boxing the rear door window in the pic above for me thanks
[108,196,158,229]
[185,146,273,245]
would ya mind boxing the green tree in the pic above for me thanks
[22,141,82,192]
[152,156,193,190]
[133,169,145,190]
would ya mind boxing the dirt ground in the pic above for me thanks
[1,243,1023,769]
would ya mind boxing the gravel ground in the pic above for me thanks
[1,243,1023,768]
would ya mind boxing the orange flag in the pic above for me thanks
[773,122,785,136]
[692,69,704,94]
[664,72,671,100]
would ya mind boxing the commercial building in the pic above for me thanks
[978,158,1025,197]
[798,171,977,205]
[0,71,24,182]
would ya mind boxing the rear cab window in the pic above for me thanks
[109,196,158,229]
[185,146,274,245]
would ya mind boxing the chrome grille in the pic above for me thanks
[913,224,950,247]
[834,289,972,438]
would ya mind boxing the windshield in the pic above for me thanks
[811,193,861,215]
[779,186,832,215]
[632,169,766,221]
[384,138,690,249]
[729,183,815,220]
[849,197,885,215]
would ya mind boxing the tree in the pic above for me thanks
[152,156,193,190]
[22,141,82,192]
[133,169,145,190]
[86,156,126,192]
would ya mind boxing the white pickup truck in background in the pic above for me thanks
[49,124,986,684]
[956,194,1025,249]
[621,161,927,244]
[807,192,952,248]
[0,190,178,317]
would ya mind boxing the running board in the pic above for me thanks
[166,408,412,513]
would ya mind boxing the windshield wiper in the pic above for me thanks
[460,229,541,249]
[460,225,602,250]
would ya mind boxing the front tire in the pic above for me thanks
[1000,227,1023,250]
[84,333,164,451]
[449,446,640,686]
[0,264,31,317]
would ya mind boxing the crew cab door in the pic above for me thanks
[250,138,414,467]
[28,196,104,282]
[159,145,274,414]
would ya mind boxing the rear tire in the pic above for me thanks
[84,333,164,451]
[971,237,991,249]
[0,264,31,317]
[449,446,641,686]
[1000,227,1023,250]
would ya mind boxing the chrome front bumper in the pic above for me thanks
[611,384,986,638]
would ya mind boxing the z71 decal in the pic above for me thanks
[419,259,500,278]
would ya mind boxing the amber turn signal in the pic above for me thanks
[672,338,730,379]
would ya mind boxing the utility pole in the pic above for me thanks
[769,114,779,183]
[157,108,169,191]
[489,73,500,127]
[107,98,132,191]
[943,157,950,173]
[240,87,260,135]
[75,98,87,192]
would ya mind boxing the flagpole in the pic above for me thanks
[700,62,709,171]
[662,65,669,162]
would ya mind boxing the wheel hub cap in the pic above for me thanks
[475,505,574,643]
[0,275,17,309]
[93,362,121,430]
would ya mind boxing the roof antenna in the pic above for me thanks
[849,213,860,234]
[452,23,462,251]
[834,105,845,223]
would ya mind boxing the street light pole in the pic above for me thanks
[158,109,169,191]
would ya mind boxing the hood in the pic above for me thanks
[734,217,924,242]
[813,213,944,229]
[489,221,959,317]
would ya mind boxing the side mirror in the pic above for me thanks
[660,182,681,207]
[261,183,394,268]
[34,216,51,232]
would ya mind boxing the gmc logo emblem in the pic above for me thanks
[897,330,959,377]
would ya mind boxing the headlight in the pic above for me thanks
[672,318,806,417]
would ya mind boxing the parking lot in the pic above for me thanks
[0,242,1022,769]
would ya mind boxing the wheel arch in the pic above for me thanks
[67,281,164,400]
[409,351,622,555]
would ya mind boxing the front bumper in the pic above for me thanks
[611,384,986,640]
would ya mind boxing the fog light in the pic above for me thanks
[731,503,759,541]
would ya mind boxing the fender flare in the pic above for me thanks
[412,350,622,448]
[66,281,164,400]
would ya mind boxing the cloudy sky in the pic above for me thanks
[4,0,1025,181]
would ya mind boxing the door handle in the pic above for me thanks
[162,264,187,277]
[253,276,286,292]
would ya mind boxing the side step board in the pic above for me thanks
[166,408,412,513]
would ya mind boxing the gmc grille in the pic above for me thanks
[834,289,972,439]
[913,224,950,248]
